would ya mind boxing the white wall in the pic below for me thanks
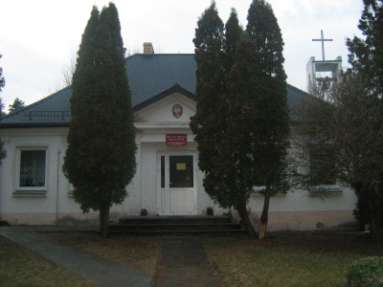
[0,128,76,224]
[0,92,358,229]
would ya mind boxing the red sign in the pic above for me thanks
[166,134,187,146]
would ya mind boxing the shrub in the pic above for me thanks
[206,207,214,216]
[140,208,148,217]
[347,257,383,287]
[0,220,9,226]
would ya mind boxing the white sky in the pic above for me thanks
[0,0,363,108]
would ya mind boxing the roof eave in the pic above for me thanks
[0,122,69,129]
[133,84,195,112]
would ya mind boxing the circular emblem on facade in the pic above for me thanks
[172,104,183,119]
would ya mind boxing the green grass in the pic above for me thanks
[46,232,160,277]
[7,229,379,287]
[0,237,94,287]
[204,232,382,287]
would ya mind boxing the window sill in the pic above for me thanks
[308,185,343,198]
[13,190,47,198]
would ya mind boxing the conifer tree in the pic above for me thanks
[192,4,260,236]
[190,2,226,216]
[224,9,243,71]
[246,0,289,238]
[221,11,262,236]
[8,98,25,114]
[343,0,383,238]
[223,37,262,236]
[347,0,383,95]
[64,4,136,237]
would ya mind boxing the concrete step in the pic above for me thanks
[114,216,245,235]
[110,223,242,232]
[118,216,231,225]
[109,228,246,236]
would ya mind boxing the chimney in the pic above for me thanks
[143,42,154,55]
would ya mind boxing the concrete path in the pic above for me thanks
[155,238,221,287]
[0,227,153,287]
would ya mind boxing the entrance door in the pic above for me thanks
[157,153,197,215]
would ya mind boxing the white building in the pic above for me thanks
[0,48,357,230]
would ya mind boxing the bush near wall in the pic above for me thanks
[347,257,383,287]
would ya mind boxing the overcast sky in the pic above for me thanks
[0,0,363,108]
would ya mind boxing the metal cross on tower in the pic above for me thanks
[312,30,333,61]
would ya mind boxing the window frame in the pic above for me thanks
[16,147,48,191]
[168,155,194,189]
[308,143,337,186]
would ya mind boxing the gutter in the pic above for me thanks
[0,123,69,129]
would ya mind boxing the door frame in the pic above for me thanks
[156,151,198,215]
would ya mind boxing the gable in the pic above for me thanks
[135,92,195,124]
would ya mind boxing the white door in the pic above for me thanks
[157,153,197,215]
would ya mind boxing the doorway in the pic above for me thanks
[157,152,197,215]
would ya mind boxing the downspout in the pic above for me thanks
[0,137,6,221]
[0,156,2,220]
[55,150,61,224]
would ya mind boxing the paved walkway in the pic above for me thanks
[0,227,153,287]
[155,238,221,287]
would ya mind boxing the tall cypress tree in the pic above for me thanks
[221,11,262,236]
[190,2,226,215]
[224,9,243,71]
[246,0,289,238]
[64,3,136,237]
[192,4,261,236]
[222,37,262,236]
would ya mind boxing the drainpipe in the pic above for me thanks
[0,137,7,221]
[55,150,61,224]
[0,155,2,220]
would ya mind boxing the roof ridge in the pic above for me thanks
[128,53,194,57]
[287,83,310,96]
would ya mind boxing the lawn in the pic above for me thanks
[45,232,160,277]
[6,230,380,287]
[204,231,383,287]
[0,237,93,287]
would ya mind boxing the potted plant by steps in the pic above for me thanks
[206,207,214,216]
[140,208,148,217]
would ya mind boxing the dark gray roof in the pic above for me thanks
[0,54,309,127]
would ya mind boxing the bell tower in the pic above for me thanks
[307,30,343,98]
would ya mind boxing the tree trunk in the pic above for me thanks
[368,183,383,242]
[237,198,257,238]
[99,204,110,238]
[259,188,271,240]
[370,219,383,242]
[352,182,370,231]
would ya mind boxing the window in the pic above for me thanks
[169,155,193,188]
[309,144,336,185]
[160,155,165,188]
[19,150,46,188]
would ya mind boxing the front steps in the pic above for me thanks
[111,216,246,235]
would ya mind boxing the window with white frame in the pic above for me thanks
[19,149,46,188]
[309,144,336,185]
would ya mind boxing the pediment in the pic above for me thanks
[134,92,195,123]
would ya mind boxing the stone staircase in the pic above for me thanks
[110,216,246,235]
